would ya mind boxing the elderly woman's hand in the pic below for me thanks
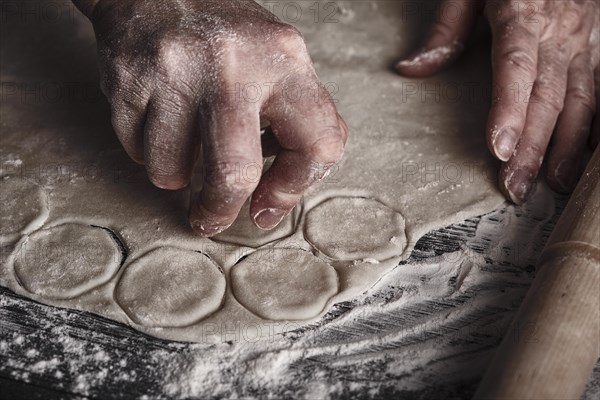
[396,0,599,203]
[72,0,348,236]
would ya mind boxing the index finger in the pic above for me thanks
[189,100,262,237]
[250,78,347,230]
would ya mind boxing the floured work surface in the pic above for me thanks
[0,0,504,343]
[4,185,600,399]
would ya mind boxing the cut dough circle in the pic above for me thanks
[304,197,407,261]
[12,223,122,299]
[115,247,226,328]
[231,248,339,320]
[0,177,48,244]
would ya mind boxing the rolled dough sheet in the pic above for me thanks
[0,1,504,342]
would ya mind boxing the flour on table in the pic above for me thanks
[0,0,504,342]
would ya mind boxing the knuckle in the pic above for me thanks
[500,48,537,74]
[152,38,202,98]
[531,71,566,113]
[536,96,564,114]
[154,37,198,80]
[532,85,565,113]
[155,36,189,67]
[271,24,308,57]
[273,23,304,42]
[203,161,258,198]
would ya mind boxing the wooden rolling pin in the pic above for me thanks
[475,146,600,399]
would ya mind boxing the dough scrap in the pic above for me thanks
[12,223,122,300]
[115,247,226,328]
[304,197,406,261]
[231,248,339,320]
[0,177,48,244]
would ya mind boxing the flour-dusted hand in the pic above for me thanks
[396,0,599,203]
[72,0,348,236]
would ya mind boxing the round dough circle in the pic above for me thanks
[231,248,339,320]
[115,247,226,328]
[0,177,48,244]
[13,223,122,299]
[304,197,406,261]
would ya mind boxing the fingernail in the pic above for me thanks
[150,174,189,190]
[253,208,287,230]
[554,160,577,193]
[494,128,519,162]
[505,168,535,204]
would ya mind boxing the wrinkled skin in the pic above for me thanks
[73,0,348,236]
[397,0,600,203]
